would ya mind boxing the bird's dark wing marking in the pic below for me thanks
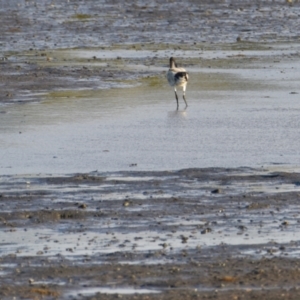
[174,72,188,81]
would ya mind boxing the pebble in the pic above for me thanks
[181,236,189,243]
[78,203,87,209]
[201,228,212,234]
[123,200,130,207]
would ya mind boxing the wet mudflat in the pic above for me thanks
[2,0,300,105]
[2,2,300,173]
[1,168,300,299]
[2,0,300,299]
[2,46,300,174]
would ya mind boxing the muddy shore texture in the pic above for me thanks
[2,169,300,299]
[1,0,300,299]
[1,0,300,104]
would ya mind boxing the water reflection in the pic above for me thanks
[167,109,188,119]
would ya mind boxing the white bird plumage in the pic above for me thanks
[167,57,189,110]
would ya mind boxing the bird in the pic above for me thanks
[167,57,189,110]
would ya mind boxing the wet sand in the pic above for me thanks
[1,0,300,299]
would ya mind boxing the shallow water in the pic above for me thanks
[67,287,161,297]
[1,48,300,175]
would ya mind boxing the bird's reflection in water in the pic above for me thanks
[168,109,188,119]
[166,110,188,132]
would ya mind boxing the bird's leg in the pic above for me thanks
[183,94,188,108]
[183,85,188,108]
[174,88,179,110]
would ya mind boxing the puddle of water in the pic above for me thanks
[106,176,158,182]
[68,287,161,296]
[0,271,8,276]
[32,280,66,286]
[194,285,299,293]
[228,181,300,195]
[0,263,17,268]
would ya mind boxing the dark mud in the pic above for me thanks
[1,168,300,299]
[1,0,300,52]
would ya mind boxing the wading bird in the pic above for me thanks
[167,57,189,110]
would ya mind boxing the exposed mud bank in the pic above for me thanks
[1,168,300,299]
[1,0,300,104]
